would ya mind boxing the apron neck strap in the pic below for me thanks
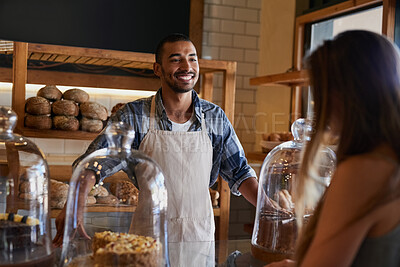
[150,95,207,132]
[150,96,156,130]
[200,112,207,133]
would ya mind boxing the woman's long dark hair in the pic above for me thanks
[295,30,400,264]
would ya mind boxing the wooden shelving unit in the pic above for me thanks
[249,69,309,87]
[247,70,308,163]
[7,41,237,241]
[47,165,221,218]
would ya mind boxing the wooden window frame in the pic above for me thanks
[291,0,396,120]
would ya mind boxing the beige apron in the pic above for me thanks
[139,96,215,242]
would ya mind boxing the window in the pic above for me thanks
[309,6,383,52]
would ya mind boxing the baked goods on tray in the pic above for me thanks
[92,231,161,267]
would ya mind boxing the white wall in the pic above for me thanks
[202,0,261,153]
[201,0,262,240]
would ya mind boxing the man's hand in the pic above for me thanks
[52,205,91,247]
[52,205,67,247]
[276,189,294,211]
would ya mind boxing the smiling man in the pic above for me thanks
[53,34,258,248]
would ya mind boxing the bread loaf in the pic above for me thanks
[111,103,126,114]
[49,180,69,209]
[89,185,109,197]
[50,199,66,209]
[86,196,96,205]
[25,96,51,115]
[52,100,79,116]
[110,181,138,205]
[96,195,119,205]
[80,102,108,121]
[37,85,62,101]
[50,179,69,199]
[63,88,89,104]
[19,181,44,195]
[80,117,104,133]
[24,114,52,129]
[19,192,36,200]
[53,115,79,131]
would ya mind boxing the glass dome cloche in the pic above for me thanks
[60,122,169,267]
[0,106,54,266]
[251,118,336,263]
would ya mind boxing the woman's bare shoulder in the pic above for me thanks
[332,150,397,198]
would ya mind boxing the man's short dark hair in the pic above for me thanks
[155,33,192,64]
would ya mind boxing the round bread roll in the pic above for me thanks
[80,102,108,121]
[81,117,104,133]
[50,179,69,199]
[52,100,79,116]
[50,198,67,209]
[268,133,281,141]
[86,195,96,205]
[53,115,79,131]
[19,181,30,193]
[37,85,62,101]
[25,96,51,115]
[63,88,89,104]
[19,181,45,194]
[96,194,119,205]
[89,185,109,197]
[283,132,293,141]
[24,114,52,129]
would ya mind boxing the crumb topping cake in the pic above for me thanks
[92,231,161,267]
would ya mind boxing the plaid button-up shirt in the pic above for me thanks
[74,89,256,195]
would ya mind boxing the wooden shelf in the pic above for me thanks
[249,69,309,87]
[15,127,99,140]
[49,206,220,218]
[2,42,235,74]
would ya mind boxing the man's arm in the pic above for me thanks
[53,170,96,247]
[238,177,258,207]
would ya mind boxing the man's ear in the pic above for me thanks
[153,62,161,77]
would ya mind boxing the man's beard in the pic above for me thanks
[170,84,193,93]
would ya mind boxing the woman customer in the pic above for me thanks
[267,30,400,266]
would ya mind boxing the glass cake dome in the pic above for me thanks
[0,107,54,266]
[60,122,169,267]
[251,118,336,263]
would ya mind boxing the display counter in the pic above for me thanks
[53,239,268,267]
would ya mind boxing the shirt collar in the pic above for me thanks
[155,88,203,124]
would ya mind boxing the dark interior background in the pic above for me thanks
[0,0,190,53]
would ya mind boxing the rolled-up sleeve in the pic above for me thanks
[217,116,257,196]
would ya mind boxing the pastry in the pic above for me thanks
[89,185,109,197]
[110,181,139,205]
[92,231,161,267]
[95,195,120,205]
